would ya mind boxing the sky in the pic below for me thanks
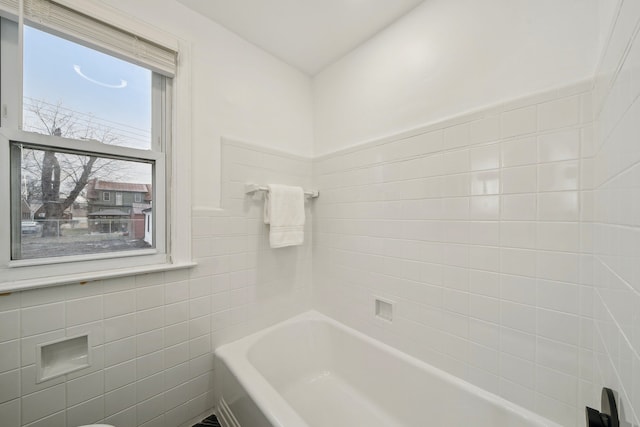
[23,25,152,150]
[22,26,153,184]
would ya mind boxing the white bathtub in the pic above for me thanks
[214,311,561,427]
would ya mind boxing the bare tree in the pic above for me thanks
[22,100,125,237]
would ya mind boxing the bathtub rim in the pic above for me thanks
[214,310,562,427]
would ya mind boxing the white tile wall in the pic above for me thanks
[313,82,595,426]
[592,1,640,426]
[0,140,313,426]
[0,270,216,427]
[198,140,314,410]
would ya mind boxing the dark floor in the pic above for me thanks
[192,413,221,427]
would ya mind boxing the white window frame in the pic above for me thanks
[0,0,193,292]
[103,192,111,202]
[134,193,142,203]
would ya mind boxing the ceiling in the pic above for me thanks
[176,0,426,75]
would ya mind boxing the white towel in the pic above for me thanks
[263,184,305,248]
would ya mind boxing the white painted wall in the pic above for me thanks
[596,0,620,57]
[313,0,600,156]
[103,0,315,209]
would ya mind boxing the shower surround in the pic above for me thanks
[313,82,595,427]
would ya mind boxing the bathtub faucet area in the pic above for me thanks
[585,388,619,427]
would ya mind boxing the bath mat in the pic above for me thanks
[192,413,221,427]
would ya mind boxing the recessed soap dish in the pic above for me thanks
[374,296,394,322]
[36,334,91,383]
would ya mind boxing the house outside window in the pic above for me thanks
[0,0,192,290]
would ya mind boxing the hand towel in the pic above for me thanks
[263,184,305,248]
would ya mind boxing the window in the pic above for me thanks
[8,23,165,262]
[0,0,192,289]
[10,142,154,260]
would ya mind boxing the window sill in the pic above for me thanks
[0,261,197,293]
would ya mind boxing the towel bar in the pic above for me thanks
[245,183,319,198]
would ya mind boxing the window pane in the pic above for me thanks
[12,143,154,260]
[23,26,152,150]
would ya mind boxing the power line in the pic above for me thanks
[23,97,152,147]
[24,97,151,134]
